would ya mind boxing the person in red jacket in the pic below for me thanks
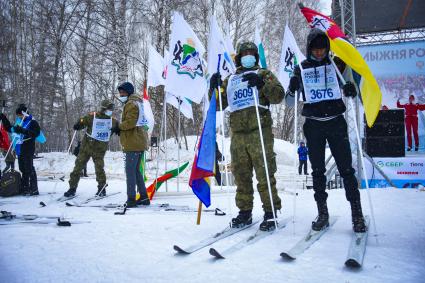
[397,95,425,151]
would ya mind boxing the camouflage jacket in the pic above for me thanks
[219,66,284,133]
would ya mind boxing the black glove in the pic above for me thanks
[209,72,222,91]
[343,81,357,98]
[73,121,84,131]
[242,73,265,90]
[0,113,6,121]
[111,125,120,136]
[289,76,300,93]
[13,125,27,134]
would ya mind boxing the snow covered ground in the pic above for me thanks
[1,137,424,283]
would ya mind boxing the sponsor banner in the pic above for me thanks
[362,156,425,188]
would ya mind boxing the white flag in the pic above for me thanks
[278,24,306,89]
[207,15,236,78]
[165,92,193,120]
[165,12,207,104]
[147,45,166,88]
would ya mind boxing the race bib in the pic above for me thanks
[226,71,258,112]
[91,115,112,142]
[301,65,342,104]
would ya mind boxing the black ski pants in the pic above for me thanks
[18,154,38,193]
[303,115,360,203]
[298,160,308,175]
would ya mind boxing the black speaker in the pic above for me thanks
[364,109,405,157]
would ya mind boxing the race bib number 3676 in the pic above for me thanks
[301,65,342,104]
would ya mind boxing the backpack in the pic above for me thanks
[0,169,22,197]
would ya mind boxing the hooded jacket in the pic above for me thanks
[292,28,347,119]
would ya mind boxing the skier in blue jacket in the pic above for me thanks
[297,141,308,175]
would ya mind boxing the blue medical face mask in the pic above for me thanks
[118,96,128,103]
[105,110,113,116]
[241,55,256,68]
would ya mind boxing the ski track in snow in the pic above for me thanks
[0,139,424,283]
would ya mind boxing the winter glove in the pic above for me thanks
[209,72,222,91]
[0,113,6,121]
[110,125,120,136]
[288,76,300,93]
[242,73,265,90]
[343,81,357,98]
[73,121,84,131]
[13,125,27,135]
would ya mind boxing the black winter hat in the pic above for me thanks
[16,103,27,115]
[117,82,134,95]
[310,35,328,49]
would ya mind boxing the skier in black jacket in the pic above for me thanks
[0,104,40,195]
[285,28,366,233]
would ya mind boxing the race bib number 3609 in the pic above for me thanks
[226,71,258,112]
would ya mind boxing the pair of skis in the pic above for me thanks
[281,216,370,268]
[174,216,370,268]
[174,217,291,259]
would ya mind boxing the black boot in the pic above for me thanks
[126,197,137,208]
[136,197,150,206]
[29,190,39,196]
[312,201,329,231]
[95,185,106,197]
[350,200,367,233]
[64,188,77,197]
[230,210,252,228]
[259,211,277,231]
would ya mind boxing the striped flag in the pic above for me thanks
[300,5,382,127]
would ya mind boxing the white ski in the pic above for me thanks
[79,192,121,204]
[209,217,291,259]
[280,217,338,260]
[174,220,260,255]
[345,216,370,268]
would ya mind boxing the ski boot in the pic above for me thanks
[64,188,77,197]
[126,197,137,208]
[350,200,367,233]
[230,210,252,228]
[95,185,107,197]
[136,197,150,206]
[312,201,329,231]
[29,190,39,196]
[259,211,277,231]
[415,147,419,152]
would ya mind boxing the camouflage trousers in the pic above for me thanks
[69,139,107,189]
[230,127,282,213]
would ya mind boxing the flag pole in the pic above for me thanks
[196,200,202,225]
[177,98,181,193]
[292,89,298,235]
[164,99,168,192]
[216,54,233,218]
[153,91,167,197]
[329,56,378,240]
[253,89,278,229]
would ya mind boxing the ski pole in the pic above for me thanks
[67,130,77,154]
[253,88,278,230]
[329,56,378,241]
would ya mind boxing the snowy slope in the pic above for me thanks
[0,138,424,283]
